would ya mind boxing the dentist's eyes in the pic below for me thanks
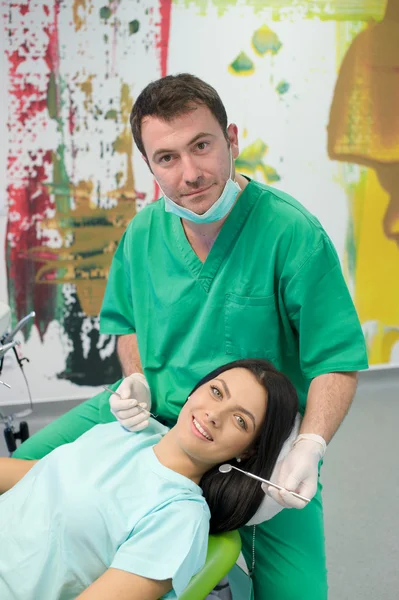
[235,415,247,430]
[159,154,173,163]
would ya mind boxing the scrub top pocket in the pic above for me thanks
[224,293,281,361]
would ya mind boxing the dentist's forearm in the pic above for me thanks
[117,334,143,377]
[0,457,38,494]
[300,372,358,444]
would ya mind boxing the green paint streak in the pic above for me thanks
[343,166,367,283]
[46,70,71,216]
[100,6,111,20]
[236,139,280,183]
[105,109,118,120]
[6,244,17,330]
[129,19,140,35]
[276,80,290,95]
[93,105,103,121]
[260,165,281,182]
[229,52,254,75]
[45,57,71,291]
[345,216,356,281]
[103,33,109,43]
[252,25,282,56]
[172,0,385,21]
[47,72,58,119]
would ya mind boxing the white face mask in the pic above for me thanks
[160,151,241,224]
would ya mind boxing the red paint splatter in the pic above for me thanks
[68,96,77,135]
[5,1,61,337]
[7,152,53,328]
[19,4,29,16]
[155,0,172,77]
[151,0,171,202]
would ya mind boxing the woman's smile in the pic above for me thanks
[191,416,214,441]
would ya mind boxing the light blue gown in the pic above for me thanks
[0,421,210,599]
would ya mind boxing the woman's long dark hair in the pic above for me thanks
[194,359,298,534]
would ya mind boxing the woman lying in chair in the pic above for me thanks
[0,359,298,600]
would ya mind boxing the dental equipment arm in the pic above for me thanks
[77,568,172,600]
[2,311,36,345]
[0,340,19,359]
[0,457,38,494]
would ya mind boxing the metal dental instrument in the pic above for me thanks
[219,464,310,503]
[2,311,36,345]
[102,385,157,419]
[0,340,19,359]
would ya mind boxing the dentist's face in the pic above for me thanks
[141,104,240,215]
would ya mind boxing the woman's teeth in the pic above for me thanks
[193,417,213,441]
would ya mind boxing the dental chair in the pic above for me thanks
[179,530,241,600]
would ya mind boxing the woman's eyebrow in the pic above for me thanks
[214,378,230,398]
[234,405,256,429]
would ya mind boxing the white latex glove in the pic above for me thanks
[110,373,151,432]
[263,434,326,509]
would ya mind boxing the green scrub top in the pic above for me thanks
[100,179,368,424]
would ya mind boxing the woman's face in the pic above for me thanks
[174,368,267,468]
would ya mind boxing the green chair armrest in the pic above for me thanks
[179,530,241,600]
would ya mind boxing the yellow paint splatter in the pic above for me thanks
[236,139,280,183]
[107,83,136,202]
[174,0,385,21]
[348,169,399,364]
[71,179,95,210]
[120,82,133,123]
[76,74,96,111]
[27,78,138,317]
[72,0,92,32]
[329,4,399,364]
[252,25,282,56]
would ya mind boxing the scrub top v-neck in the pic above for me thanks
[170,183,259,292]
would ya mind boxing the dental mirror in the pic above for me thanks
[218,463,310,503]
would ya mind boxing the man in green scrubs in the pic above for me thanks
[14,74,368,599]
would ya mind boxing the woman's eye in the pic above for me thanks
[211,385,222,398]
[235,415,247,430]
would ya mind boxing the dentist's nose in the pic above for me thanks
[181,154,202,185]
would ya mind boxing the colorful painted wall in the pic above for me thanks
[0,0,398,404]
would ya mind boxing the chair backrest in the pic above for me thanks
[179,530,241,600]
